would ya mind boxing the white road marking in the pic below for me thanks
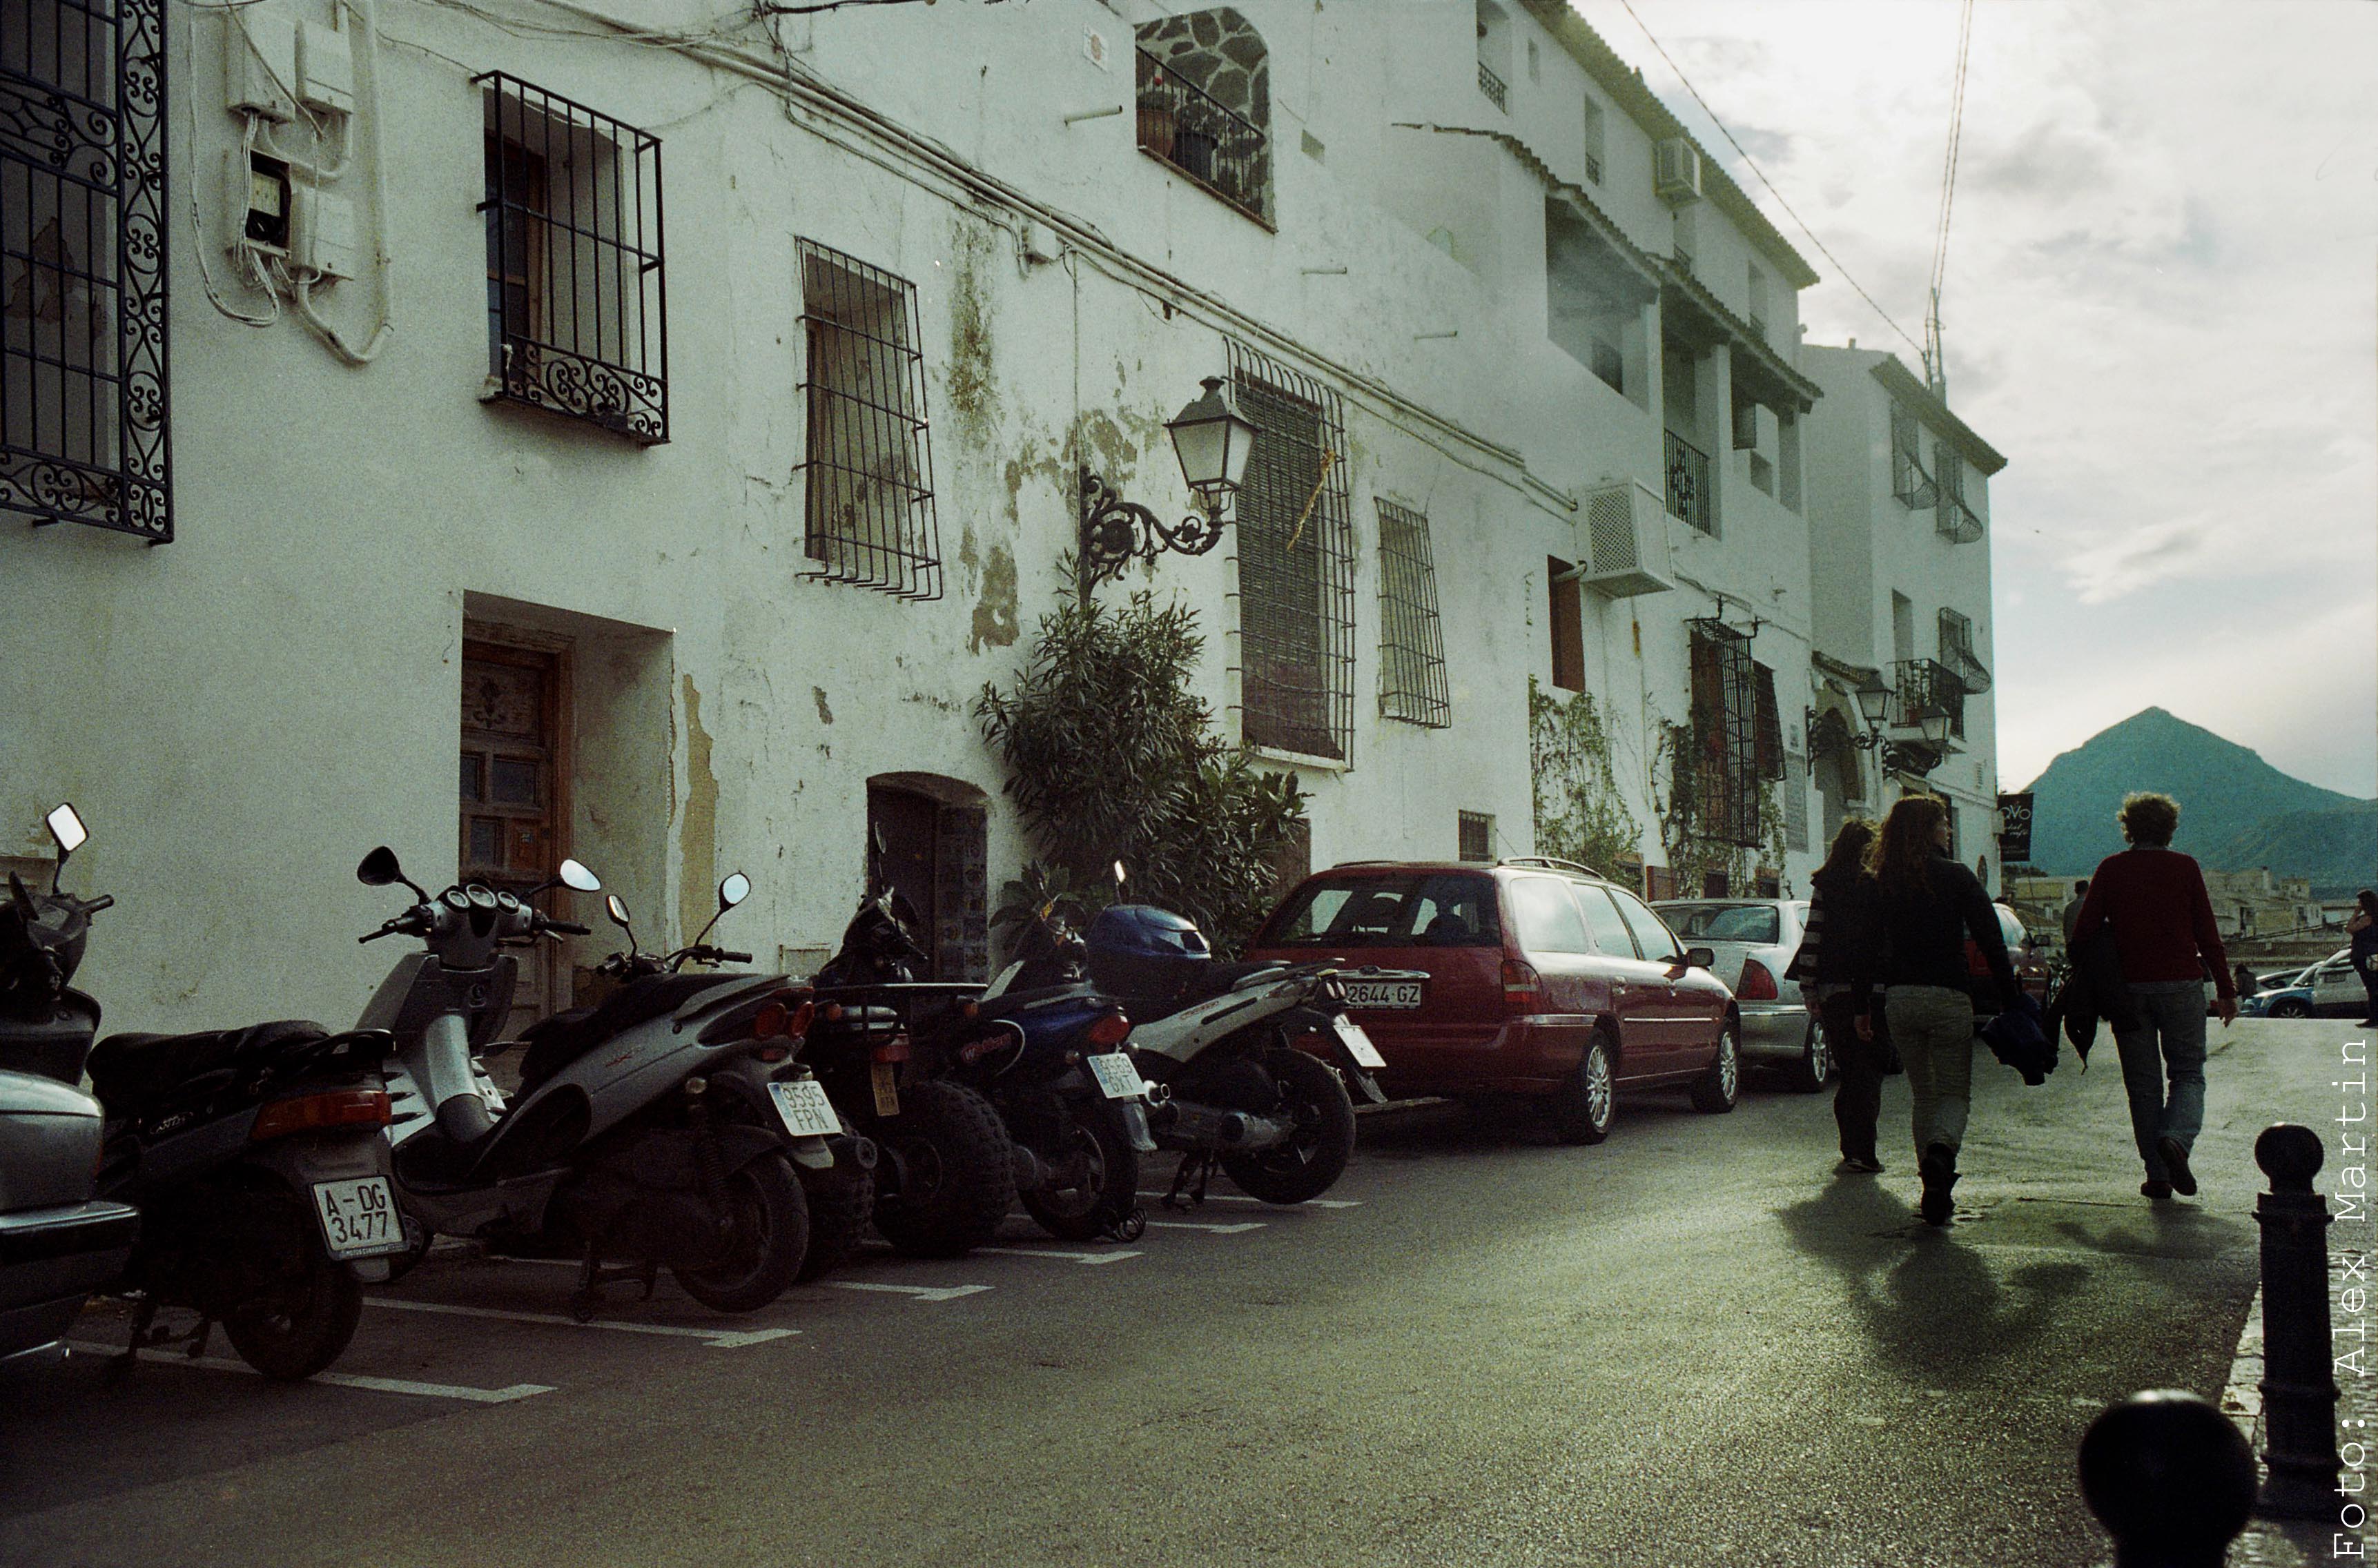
[1137,1191,1361,1209]
[830,1282,993,1304]
[66,1342,554,1404]
[975,1246,1142,1266]
[1146,1221,1267,1235]
[365,1297,796,1349]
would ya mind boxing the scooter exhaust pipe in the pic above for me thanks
[1157,1099,1290,1152]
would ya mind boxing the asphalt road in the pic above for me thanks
[2,1017,2361,1568]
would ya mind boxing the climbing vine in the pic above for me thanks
[1528,678,1640,875]
[1650,716,1786,895]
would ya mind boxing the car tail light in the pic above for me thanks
[1086,1010,1131,1048]
[251,1088,392,1141]
[1502,957,1543,1016]
[1737,959,1780,1002]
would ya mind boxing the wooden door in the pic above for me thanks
[460,640,568,1030]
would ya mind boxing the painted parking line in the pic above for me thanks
[66,1342,554,1404]
[830,1282,993,1304]
[1137,1191,1362,1209]
[1145,1220,1267,1235]
[974,1246,1143,1266]
[366,1297,797,1350]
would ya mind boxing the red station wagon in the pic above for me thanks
[1246,859,1741,1144]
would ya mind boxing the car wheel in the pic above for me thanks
[1689,1022,1741,1114]
[2270,998,2311,1019]
[1548,1036,1615,1146]
[1784,1015,1830,1095]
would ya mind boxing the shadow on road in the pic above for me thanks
[1775,1177,2093,1387]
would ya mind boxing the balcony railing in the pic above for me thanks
[1937,491,1984,543]
[1478,61,1508,112]
[1891,658,1967,740]
[1137,49,1269,224]
[1584,152,1604,184]
[1664,430,1713,534]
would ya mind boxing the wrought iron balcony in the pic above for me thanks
[1893,449,1939,510]
[1937,491,1984,543]
[1478,61,1508,112]
[1664,430,1713,534]
[1891,658,1967,736]
[1584,152,1604,184]
[1137,49,1271,224]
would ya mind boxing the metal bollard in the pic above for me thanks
[2079,1390,2258,1567]
[2254,1122,2345,1517]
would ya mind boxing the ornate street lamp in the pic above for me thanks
[1080,377,1264,588]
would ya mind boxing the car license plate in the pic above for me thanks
[870,1059,900,1118]
[1332,1017,1387,1069]
[1085,1052,1146,1100]
[1343,981,1422,1010]
[311,1177,404,1260]
[768,1079,841,1138]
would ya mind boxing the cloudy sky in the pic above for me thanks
[1565,0,2378,798]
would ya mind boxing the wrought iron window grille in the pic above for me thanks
[3,0,170,542]
[1686,618,1761,847]
[1135,48,1271,226]
[795,239,942,601]
[1458,810,1494,862]
[1376,500,1451,729]
[1937,607,1990,696]
[1935,455,1983,542]
[1890,405,1938,511]
[1228,339,1355,763]
[1664,429,1713,534]
[478,74,666,445]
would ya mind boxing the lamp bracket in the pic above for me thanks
[1080,466,1227,589]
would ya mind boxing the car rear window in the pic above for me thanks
[1262,873,1503,948]
[1508,877,1590,954]
[1656,903,1780,945]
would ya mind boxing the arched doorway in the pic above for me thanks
[866,774,991,981]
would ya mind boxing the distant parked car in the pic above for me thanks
[1245,859,1739,1145]
[2241,948,2362,1018]
[1650,899,1829,1092]
[1966,903,2053,1015]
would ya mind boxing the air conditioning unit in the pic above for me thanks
[1655,137,1702,204]
[1574,480,1675,599]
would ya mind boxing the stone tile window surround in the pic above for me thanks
[1134,10,1273,226]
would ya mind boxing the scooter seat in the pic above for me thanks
[1102,961,1289,1024]
[87,1019,330,1109]
[514,974,735,1092]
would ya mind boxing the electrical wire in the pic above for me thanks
[1608,0,1926,362]
[186,7,280,329]
[1924,0,1975,381]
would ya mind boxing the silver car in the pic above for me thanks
[1651,899,1829,1092]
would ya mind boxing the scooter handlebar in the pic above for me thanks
[712,948,753,964]
[543,919,592,936]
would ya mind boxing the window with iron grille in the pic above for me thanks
[1890,404,1936,510]
[3,0,168,542]
[797,239,942,601]
[1229,340,1354,761]
[1458,811,1494,862]
[1686,620,1761,847]
[1376,500,1450,727]
[479,75,665,444]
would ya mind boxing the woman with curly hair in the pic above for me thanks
[1857,794,2018,1224]
[2071,792,2236,1201]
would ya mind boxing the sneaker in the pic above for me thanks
[2141,1178,2174,1200]
[2158,1137,2197,1197]
[1836,1155,1884,1175]
[1918,1143,1958,1226]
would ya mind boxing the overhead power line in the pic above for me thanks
[1609,0,1925,362]
[1924,0,1976,389]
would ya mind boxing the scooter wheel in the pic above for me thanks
[1220,1050,1356,1205]
[672,1153,811,1314]
[222,1253,364,1382]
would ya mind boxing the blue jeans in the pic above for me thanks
[2112,980,2208,1181]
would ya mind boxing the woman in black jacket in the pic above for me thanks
[1786,818,1886,1173]
[1860,794,2020,1226]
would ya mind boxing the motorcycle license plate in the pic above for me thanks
[1332,1017,1387,1070]
[870,1060,900,1118]
[311,1177,405,1260]
[768,1079,841,1139]
[1342,981,1422,1010]
[1085,1052,1146,1100]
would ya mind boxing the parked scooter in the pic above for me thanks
[353,846,832,1317]
[910,905,1156,1243]
[1084,903,1422,1207]
[1,805,402,1380]
[806,863,1018,1259]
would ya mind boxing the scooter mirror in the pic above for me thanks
[357,846,405,887]
[558,859,601,893]
[718,872,751,909]
[605,894,632,928]
[44,803,86,857]
[1113,860,1127,888]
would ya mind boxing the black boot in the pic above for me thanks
[1918,1142,1958,1226]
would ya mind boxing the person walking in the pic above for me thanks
[2232,961,2258,1003]
[2061,879,2092,952]
[1786,819,1887,1174]
[2069,792,2237,1202]
[1858,794,2020,1226]
[2348,890,2378,1027]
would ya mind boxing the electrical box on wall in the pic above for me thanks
[295,21,355,117]
[290,182,356,281]
[226,8,298,123]
[228,149,291,254]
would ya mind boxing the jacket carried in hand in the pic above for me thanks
[2042,925,2136,1065]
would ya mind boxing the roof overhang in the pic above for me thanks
[1871,355,2007,476]
[1657,259,1821,414]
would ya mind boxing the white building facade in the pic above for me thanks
[3,0,2000,1037]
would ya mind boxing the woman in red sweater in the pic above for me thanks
[2070,792,2237,1201]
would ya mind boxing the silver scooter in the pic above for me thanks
[353,846,837,1317]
